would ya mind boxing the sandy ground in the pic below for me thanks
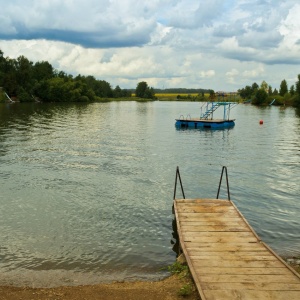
[0,258,298,300]
[0,274,200,300]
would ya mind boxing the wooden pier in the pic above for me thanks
[173,198,300,300]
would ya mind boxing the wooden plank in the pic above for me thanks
[230,200,262,241]
[183,231,254,238]
[262,241,300,279]
[181,225,251,232]
[201,282,300,291]
[190,255,276,261]
[188,251,272,257]
[204,290,300,300]
[196,267,291,275]
[179,218,245,224]
[192,259,284,268]
[179,219,245,224]
[199,274,300,283]
[176,206,236,213]
[183,235,259,243]
[178,211,240,218]
[175,198,230,204]
[173,198,300,300]
[173,200,207,300]
[185,243,267,252]
[176,202,232,208]
[177,216,241,222]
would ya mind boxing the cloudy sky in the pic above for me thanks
[1,0,300,91]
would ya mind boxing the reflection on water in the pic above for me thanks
[171,207,180,257]
[0,102,299,287]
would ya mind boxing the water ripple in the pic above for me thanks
[0,102,299,287]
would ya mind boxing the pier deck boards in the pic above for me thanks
[173,199,300,300]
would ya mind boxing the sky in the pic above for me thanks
[1,0,300,91]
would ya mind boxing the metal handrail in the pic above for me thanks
[173,166,185,200]
[200,102,221,119]
[216,166,230,200]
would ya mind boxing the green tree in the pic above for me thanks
[33,80,50,101]
[279,79,288,96]
[260,81,268,93]
[114,85,122,98]
[295,74,300,107]
[268,85,273,95]
[75,75,113,98]
[144,86,155,99]
[290,84,295,96]
[33,61,54,81]
[252,82,259,89]
[135,81,155,99]
[1,57,17,96]
[136,81,147,98]
[253,88,268,105]
[112,85,131,98]
[209,89,215,100]
[18,87,33,102]
[238,85,252,99]
[0,49,5,86]
[15,55,33,90]
[95,80,113,97]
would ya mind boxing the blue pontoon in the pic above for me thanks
[175,101,237,129]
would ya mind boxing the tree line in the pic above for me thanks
[0,49,155,103]
[238,76,300,107]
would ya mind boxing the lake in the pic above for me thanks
[0,101,299,287]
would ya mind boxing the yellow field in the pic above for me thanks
[132,92,241,102]
[132,93,207,98]
[156,93,202,98]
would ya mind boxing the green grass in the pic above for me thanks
[167,261,189,277]
[165,261,198,298]
[178,283,193,297]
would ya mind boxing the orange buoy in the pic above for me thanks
[259,120,263,125]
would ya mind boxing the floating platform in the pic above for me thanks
[175,118,235,129]
[175,101,237,129]
[173,198,300,300]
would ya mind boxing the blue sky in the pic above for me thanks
[1,0,300,91]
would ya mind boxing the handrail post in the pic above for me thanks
[173,166,185,200]
[216,166,230,200]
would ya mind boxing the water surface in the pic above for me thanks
[0,101,299,287]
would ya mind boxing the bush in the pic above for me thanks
[0,89,5,102]
[268,95,284,106]
[18,87,34,102]
[178,284,193,297]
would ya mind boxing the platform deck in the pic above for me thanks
[173,198,300,300]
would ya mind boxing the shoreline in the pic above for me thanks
[0,258,298,300]
[0,274,200,300]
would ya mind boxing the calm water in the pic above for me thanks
[0,101,299,287]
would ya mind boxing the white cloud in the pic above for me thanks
[199,70,215,78]
[278,4,300,48]
[226,69,239,84]
[1,0,300,91]
[242,65,265,78]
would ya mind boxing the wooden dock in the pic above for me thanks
[173,198,300,300]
